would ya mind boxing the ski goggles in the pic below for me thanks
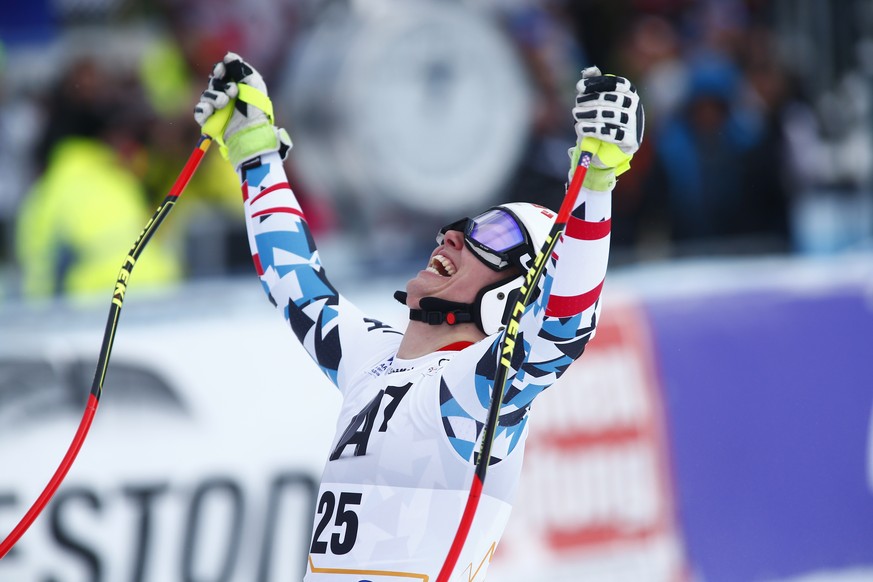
[437,207,530,271]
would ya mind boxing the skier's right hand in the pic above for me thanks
[193,52,291,168]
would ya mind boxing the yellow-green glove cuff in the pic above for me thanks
[226,124,291,167]
[582,166,617,192]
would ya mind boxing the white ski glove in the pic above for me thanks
[570,66,644,186]
[194,52,291,168]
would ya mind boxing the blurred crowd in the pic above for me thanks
[1,0,872,300]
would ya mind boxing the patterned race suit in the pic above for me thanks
[239,152,611,581]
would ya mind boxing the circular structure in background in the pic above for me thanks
[281,0,532,219]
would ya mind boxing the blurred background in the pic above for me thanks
[1,0,872,581]
[1,0,872,290]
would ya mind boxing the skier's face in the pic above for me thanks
[405,228,511,310]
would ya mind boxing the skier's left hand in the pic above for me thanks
[572,66,644,177]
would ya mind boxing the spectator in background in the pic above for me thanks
[136,0,332,275]
[619,15,688,135]
[608,14,688,258]
[136,2,255,276]
[15,57,180,298]
[642,53,791,254]
[734,25,797,250]
[496,1,588,212]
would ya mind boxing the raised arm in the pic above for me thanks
[517,68,644,390]
[443,67,644,449]
[194,53,403,390]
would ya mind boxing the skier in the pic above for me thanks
[194,52,642,580]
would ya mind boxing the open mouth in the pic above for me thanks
[426,254,456,277]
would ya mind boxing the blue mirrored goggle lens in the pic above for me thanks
[467,209,525,253]
[437,209,528,271]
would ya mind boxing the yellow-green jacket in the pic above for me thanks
[16,137,181,298]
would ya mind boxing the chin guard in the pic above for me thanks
[393,273,521,335]
[393,291,475,326]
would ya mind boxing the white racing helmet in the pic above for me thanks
[396,202,557,335]
[467,203,557,334]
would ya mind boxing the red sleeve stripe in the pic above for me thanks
[252,253,265,276]
[241,181,249,202]
[249,182,291,205]
[546,280,603,317]
[565,216,611,241]
[251,207,307,220]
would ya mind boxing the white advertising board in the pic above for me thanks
[0,276,687,581]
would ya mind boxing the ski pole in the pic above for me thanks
[0,107,232,560]
[436,137,601,581]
